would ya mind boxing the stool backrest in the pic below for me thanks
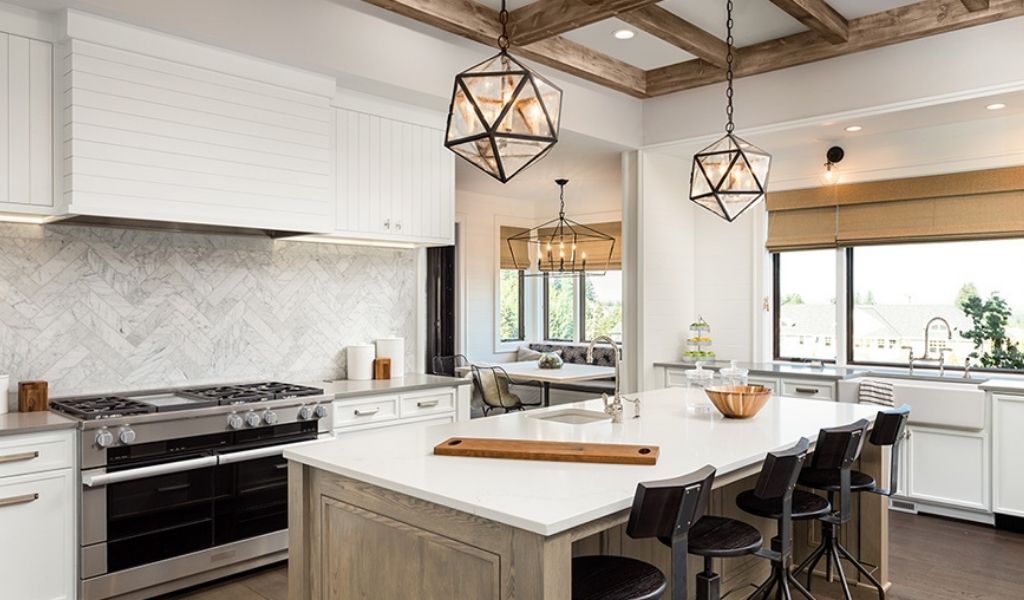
[626,465,716,542]
[808,419,870,471]
[868,404,911,496]
[432,354,469,377]
[754,438,810,500]
[470,365,518,410]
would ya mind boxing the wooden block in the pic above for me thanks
[373,358,392,380]
[18,381,48,412]
[434,437,659,465]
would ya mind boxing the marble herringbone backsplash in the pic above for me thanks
[0,223,417,403]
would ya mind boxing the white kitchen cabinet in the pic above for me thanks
[60,11,334,233]
[332,386,465,435]
[904,425,989,512]
[0,430,76,600]
[993,394,1024,518]
[748,376,780,394]
[780,377,835,401]
[332,95,455,246]
[0,32,53,213]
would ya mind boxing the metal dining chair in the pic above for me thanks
[431,354,470,377]
[470,365,541,416]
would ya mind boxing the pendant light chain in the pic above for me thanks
[725,0,735,134]
[497,0,510,51]
[558,180,566,218]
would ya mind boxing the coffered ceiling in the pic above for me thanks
[357,0,1024,98]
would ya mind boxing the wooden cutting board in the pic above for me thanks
[433,437,659,465]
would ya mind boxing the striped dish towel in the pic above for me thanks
[858,379,895,407]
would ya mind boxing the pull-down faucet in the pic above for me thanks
[587,336,636,422]
[902,317,953,375]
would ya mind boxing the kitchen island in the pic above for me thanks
[285,387,887,599]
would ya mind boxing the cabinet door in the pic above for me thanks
[780,378,834,401]
[0,469,75,600]
[748,376,781,395]
[994,394,1024,517]
[0,33,53,210]
[906,426,989,511]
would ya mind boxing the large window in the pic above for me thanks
[583,271,623,342]
[544,275,577,341]
[499,269,524,342]
[773,249,837,362]
[850,239,1024,368]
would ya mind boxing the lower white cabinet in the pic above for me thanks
[0,430,76,600]
[904,425,989,512]
[780,378,835,401]
[993,394,1024,517]
[332,386,461,435]
[748,376,780,394]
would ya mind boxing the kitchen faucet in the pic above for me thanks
[587,336,631,422]
[902,317,954,376]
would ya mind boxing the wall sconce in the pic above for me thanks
[821,146,845,185]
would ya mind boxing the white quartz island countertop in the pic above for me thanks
[285,387,880,536]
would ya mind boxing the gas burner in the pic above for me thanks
[50,396,157,420]
[235,382,324,399]
[176,386,273,405]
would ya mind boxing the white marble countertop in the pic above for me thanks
[286,387,879,536]
[318,373,470,400]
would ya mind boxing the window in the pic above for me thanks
[850,239,1024,369]
[499,269,524,342]
[582,270,623,342]
[773,249,837,362]
[544,274,577,341]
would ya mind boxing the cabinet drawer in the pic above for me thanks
[400,390,455,418]
[665,369,689,388]
[0,430,74,479]
[781,379,834,401]
[748,377,780,395]
[333,396,399,429]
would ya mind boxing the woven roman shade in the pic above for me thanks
[500,226,529,270]
[536,221,622,271]
[767,166,1024,251]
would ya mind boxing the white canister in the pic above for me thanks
[375,337,405,378]
[0,375,9,415]
[347,345,376,381]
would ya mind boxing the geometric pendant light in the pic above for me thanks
[444,0,563,183]
[690,0,771,222]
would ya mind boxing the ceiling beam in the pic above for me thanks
[618,5,729,69]
[354,0,647,97]
[646,0,1024,96]
[768,0,850,43]
[961,0,991,9]
[509,0,660,45]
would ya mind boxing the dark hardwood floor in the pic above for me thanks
[167,512,1024,600]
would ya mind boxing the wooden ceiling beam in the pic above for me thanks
[619,5,730,69]
[509,0,660,45]
[355,0,648,97]
[768,0,849,43]
[961,0,991,10]
[646,0,1024,96]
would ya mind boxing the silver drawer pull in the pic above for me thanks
[0,493,39,508]
[795,387,820,394]
[417,400,440,408]
[0,451,39,465]
[354,408,380,417]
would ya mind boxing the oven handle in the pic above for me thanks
[217,436,330,466]
[82,455,218,488]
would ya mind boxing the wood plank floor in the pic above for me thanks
[164,512,1024,600]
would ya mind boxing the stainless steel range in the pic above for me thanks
[50,382,334,600]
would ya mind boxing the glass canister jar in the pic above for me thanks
[685,361,716,389]
[720,360,749,387]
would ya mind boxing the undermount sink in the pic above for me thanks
[530,408,611,425]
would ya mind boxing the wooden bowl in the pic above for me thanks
[704,385,772,419]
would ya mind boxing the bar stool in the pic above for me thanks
[735,438,825,600]
[793,405,911,600]
[573,465,719,600]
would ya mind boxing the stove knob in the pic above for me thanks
[118,428,136,445]
[314,404,328,419]
[298,405,314,420]
[244,411,262,428]
[262,410,279,426]
[227,413,244,430]
[95,429,114,449]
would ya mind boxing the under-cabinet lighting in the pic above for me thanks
[281,235,416,249]
[844,125,863,132]
[613,29,635,40]
[986,103,1007,111]
[0,213,63,224]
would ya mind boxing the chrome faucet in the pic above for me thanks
[587,336,625,423]
[903,317,954,375]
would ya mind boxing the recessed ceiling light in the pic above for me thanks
[844,125,863,132]
[986,103,1007,111]
[613,29,635,40]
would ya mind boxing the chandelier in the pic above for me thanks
[443,0,563,183]
[507,179,616,276]
[689,0,772,222]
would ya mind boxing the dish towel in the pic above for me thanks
[858,379,895,407]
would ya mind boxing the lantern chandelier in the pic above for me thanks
[689,0,772,222]
[443,0,563,183]
[507,179,615,276]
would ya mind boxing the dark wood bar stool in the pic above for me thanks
[735,438,824,600]
[793,405,911,600]
[573,465,720,600]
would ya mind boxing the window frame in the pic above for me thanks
[772,252,838,364]
[498,269,526,343]
[542,273,576,342]
[580,270,624,343]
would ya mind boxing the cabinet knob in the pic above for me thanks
[395,222,402,231]
[384,219,391,230]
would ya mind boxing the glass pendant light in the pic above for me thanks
[690,0,772,222]
[506,179,616,275]
[444,0,563,183]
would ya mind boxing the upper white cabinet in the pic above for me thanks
[0,32,53,213]
[59,11,335,233]
[332,92,455,246]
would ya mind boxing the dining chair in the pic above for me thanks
[470,365,541,416]
[432,354,470,377]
